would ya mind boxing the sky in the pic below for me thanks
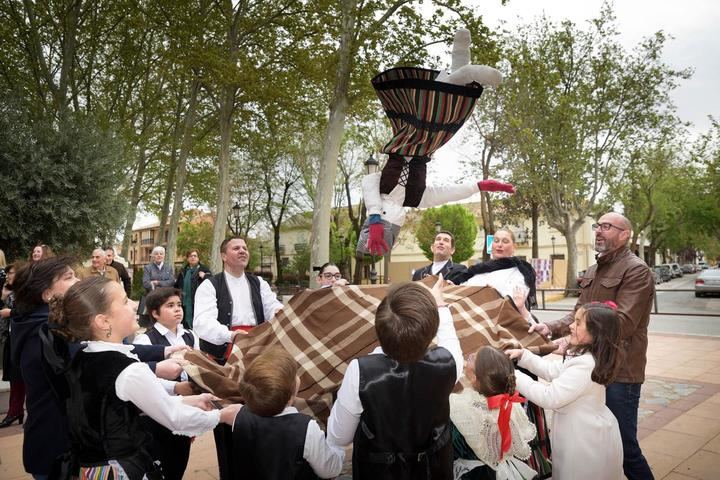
[429,0,720,182]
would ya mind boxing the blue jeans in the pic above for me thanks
[606,382,654,480]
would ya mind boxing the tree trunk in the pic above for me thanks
[309,0,356,288]
[210,84,236,273]
[121,151,148,260]
[157,93,185,246]
[558,222,582,293]
[531,201,539,259]
[166,78,201,267]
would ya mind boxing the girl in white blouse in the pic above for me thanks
[505,303,624,480]
[51,277,240,480]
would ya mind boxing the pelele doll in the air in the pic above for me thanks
[358,29,515,257]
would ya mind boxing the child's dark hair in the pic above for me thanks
[145,287,183,322]
[49,276,114,342]
[571,303,624,385]
[239,347,298,417]
[375,282,439,363]
[473,346,516,396]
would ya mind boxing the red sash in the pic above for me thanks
[486,392,526,459]
[225,325,254,359]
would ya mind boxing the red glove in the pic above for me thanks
[367,223,389,255]
[478,179,515,193]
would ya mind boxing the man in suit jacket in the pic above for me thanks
[411,230,468,281]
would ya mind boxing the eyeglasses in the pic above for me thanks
[321,273,342,280]
[592,223,626,232]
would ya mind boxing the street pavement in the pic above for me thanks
[534,272,720,337]
[1,283,719,479]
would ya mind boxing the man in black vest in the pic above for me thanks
[192,236,283,480]
[411,230,468,281]
[193,236,283,363]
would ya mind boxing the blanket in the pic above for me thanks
[183,279,555,424]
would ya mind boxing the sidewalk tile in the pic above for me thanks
[686,401,720,420]
[662,414,720,441]
[661,473,701,480]
[703,433,720,455]
[673,450,720,480]
[643,449,685,479]
[663,366,708,379]
[641,430,708,458]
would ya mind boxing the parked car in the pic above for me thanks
[659,263,678,279]
[655,265,672,283]
[681,264,696,274]
[670,263,683,277]
[652,266,666,283]
[695,268,720,297]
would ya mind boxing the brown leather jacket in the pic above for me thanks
[546,247,655,384]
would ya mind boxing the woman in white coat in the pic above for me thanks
[505,302,624,480]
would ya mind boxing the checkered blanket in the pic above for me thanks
[183,280,554,424]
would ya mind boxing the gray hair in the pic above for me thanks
[151,246,166,255]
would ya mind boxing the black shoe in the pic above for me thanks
[0,413,24,428]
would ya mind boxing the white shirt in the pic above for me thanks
[362,170,479,227]
[232,405,345,478]
[462,266,529,299]
[432,260,450,275]
[193,271,283,345]
[133,323,199,383]
[133,323,200,350]
[326,307,463,447]
[82,341,220,436]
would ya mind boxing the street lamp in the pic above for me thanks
[551,235,556,256]
[231,202,241,235]
[365,153,379,174]
[435,221,442,233]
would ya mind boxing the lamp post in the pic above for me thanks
[365,153,380,284]
[435,221,442,233]
[231,202,241,235]
[551,235,556,256]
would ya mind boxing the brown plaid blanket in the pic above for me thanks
[183,280,554,424]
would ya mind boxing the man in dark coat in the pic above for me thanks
[412,230,468,281]
[105,246,131,297]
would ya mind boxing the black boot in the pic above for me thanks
[0,413,24,428]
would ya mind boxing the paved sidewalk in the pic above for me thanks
[1,332,719,479]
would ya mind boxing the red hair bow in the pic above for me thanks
[486,392,526,459]
[591,300,618,310]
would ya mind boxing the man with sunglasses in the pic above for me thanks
[530,212,655,480]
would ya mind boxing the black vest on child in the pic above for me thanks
[199,272,265,361]
[145,325,195,347]
[231,406,319,480]
[67,350,155,477]
[352,347,457,480]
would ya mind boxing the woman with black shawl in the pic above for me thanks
[448,228,552,479]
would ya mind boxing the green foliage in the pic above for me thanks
[416,205,478,263]
[0,97,126,260]
[176,217,214,266]
[287,247,311,283]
